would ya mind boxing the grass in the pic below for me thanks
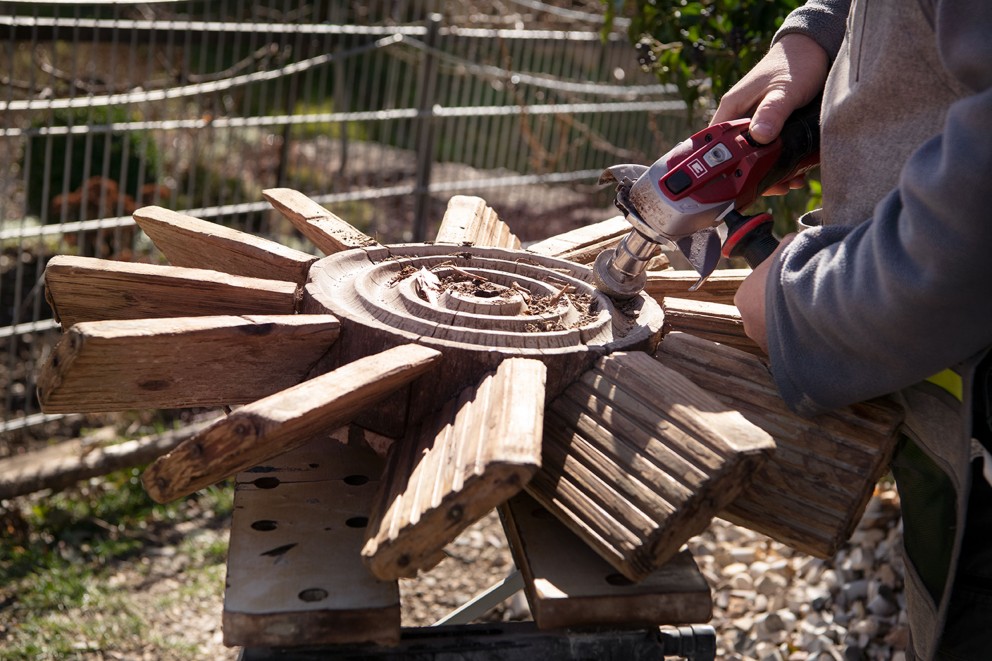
[0,465,234,660]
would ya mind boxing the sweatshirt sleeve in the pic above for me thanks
[765,0,992,416]
[772,0,852,61]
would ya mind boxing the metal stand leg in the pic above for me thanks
[659,624,717,661]
[431,569,524,626]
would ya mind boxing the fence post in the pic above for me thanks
[412,13,441,242]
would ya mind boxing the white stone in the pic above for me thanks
[731,547,758,564]
[756,572,789,596]
[774,608,798,633]
[755,641,784,661]
[731,573,755,590]
[850,618,878,637]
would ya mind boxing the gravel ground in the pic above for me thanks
[394,485,907,661]
[0,467,905,660]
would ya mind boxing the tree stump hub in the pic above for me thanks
[303,244,665,436]
[306,244,661,353]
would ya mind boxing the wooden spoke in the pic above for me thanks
[526,350,774,581]
[500,492,711,630]
[646,268,750,306]
[524,215,632,265]
[133,205,317,284]
[361,358,546,580]
[44,255,298,330]
[263,188,379,254]
[142,343,443,503]
[434,195,521,249]
[223,434,400,648]
[655,332,904,558]
[38,315,340,413]
[661,297,762,356]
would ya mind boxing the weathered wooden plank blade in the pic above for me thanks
[661,297,762,356]
[655,332,904,558]
[646,268,749,306]
[500,492,711,630]
[44,255,298,330]
[37,315,340,413]
[362,357,546,580]
[224,434,400,648]
[142,343,442,503]
[133,205,317,284]
[526,350,774,582]
[263,188,379,254]
[434,195,522,249]
[524,216,632,264]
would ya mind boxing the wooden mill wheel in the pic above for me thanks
[36,188,901,647]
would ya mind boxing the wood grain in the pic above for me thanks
[662,297,762,356]
[44,255,298,330]
[646,268,749,306]
[525,216,631,264]
[133,205,317,283]
[38,315,340,413]
[434,195,522,249]
[263,188,379,254]
[142,343,443,503]
[302,243,665,439]
[362,358,546,580]
[500,492,711,630]
[526,351,775,581]
[655,332,904,557]
[224,434,400,648]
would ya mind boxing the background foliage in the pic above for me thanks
[603,0,802,114]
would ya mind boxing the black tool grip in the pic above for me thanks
[751,96,822,196]
[723,210,779,268]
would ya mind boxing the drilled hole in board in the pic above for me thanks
[343,474,369,486]
[253,477,280,489]
[251,520,278,532]
[605,573,634,587]
[345,516,368,528]
[298,588,328,603]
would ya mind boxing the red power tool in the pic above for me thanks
[594,100,821,299]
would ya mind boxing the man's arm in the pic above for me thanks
[761,1,992,415]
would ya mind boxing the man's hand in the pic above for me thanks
[711,33,830,144]
[734,234,796,353]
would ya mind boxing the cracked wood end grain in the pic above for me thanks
[263,188,379,254]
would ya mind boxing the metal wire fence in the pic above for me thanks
[0,0,691,435]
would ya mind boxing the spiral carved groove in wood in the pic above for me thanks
[308,244,658,353]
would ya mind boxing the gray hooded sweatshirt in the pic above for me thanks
[767,0,992,658]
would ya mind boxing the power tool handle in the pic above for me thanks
[751,96,822,194]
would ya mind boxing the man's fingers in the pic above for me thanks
[762,176,808,197]
[748,89,793,144]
